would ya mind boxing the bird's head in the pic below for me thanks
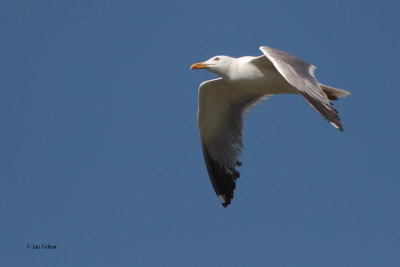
[190,56,233,77]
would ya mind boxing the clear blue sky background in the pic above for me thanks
[1,0,399,266]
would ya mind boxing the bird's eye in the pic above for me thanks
[214,57,220,61]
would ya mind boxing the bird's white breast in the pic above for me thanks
[227,57,296,95]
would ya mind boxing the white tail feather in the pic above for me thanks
[320,83,351,99]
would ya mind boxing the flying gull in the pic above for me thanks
[190,46,350,207]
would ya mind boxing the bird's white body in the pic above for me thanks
[225,56,297,95]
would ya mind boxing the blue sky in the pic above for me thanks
[1,0,399,266]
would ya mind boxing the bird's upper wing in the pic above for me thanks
[198,78,271,207]
[258,46,343,131]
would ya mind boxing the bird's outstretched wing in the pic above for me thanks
[198,78,271,207]
[259,46,343,131]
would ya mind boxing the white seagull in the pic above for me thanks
[190,45,350,207]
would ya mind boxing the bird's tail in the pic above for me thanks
[320,84,351,101]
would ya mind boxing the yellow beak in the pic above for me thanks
[190,62,209,69]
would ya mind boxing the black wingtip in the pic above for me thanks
[221,198,231,208]
[202,145,240,207]
[331,121,344,132]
